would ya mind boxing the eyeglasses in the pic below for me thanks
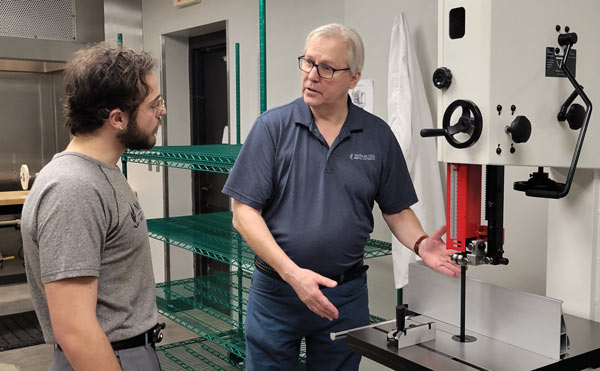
[298,56,350,79]
[137,97,166,115]
[151,97,166,113]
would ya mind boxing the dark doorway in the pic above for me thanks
[189,30,230,278]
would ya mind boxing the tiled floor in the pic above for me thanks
[0,282,199,371]
[0,315,198,371]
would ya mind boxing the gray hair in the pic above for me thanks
[304,23,364,75]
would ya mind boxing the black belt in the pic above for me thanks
[254,256,368,285]
[56,323,165,352]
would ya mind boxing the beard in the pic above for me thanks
[117,112,157,150]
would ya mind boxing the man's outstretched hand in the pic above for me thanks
[419,225,462,276]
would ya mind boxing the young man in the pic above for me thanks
[21,43,166,371]
[223,24,461,370]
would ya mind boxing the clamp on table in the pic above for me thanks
[386,305,436,349]
[331,304,436,351]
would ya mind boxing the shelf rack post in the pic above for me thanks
[235,43,241,145]
[259,0,266,113]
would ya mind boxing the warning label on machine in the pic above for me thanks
[545,47,576,78]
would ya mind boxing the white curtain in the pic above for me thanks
[388,13,445,288]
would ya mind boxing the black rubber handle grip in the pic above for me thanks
[420,128,445,137]
[525,188,562,199]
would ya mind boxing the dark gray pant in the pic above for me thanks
[50,343,161,371]
[245,270,369,371]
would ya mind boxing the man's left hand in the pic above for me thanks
[419,225,462,276]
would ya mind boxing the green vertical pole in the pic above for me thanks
[117,33,123,46]
[259,0,266,113]
[397,288,403,305]
[237,238,243,334]
[235,43,241,145]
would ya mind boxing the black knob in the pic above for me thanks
[505,116,532,143]
[558,32,578,46]
[433,67,452,89]
[566,103,585,130]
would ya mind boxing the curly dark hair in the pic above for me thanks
[63,43,156,135]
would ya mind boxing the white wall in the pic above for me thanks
[547,168,600,320]
[136,0,551,319]
[266,2,342,109]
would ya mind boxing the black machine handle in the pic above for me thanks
[420,99,483,148]
[420,128,446,137]
[527,188,566,199]
[515,32,593,199]
[547,33,592,198]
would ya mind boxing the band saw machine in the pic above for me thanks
[334,0,600,369]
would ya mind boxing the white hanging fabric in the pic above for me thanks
[388,13,446,288]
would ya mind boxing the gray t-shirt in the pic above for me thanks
[21,152,157,343]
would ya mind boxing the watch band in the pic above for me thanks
[413,235,428,257]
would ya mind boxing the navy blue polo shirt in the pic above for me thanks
[223,97,417,277]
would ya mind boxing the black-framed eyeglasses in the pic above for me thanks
[298,56,350,79]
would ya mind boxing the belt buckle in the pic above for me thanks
[151,322,166,344]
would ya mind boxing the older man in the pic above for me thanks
[21,43,166,371]
[223,24,460,370]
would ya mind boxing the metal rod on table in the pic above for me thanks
[452,264,476,343]
[330,319,395,341]
[460,265,466,341]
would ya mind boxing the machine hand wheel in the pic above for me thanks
[421,99,483,149]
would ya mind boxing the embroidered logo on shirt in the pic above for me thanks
[349,153,376,161]
[129,202,143,228]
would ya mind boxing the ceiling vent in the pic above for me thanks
[0,0,76,41]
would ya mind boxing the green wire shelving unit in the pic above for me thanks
[121,145,241,176]
[147,212,392,273]
[155,272,388,371]
[156,273,248,361]
[157,337,244,370]
[145,211,391,369]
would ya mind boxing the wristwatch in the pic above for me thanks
[413,235,428,257]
